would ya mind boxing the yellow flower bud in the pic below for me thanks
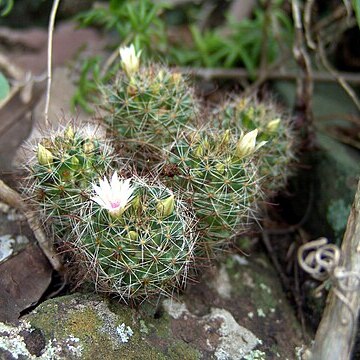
[236,98,248,111]
[157,195,175,218]
[266,118,281,132]
[246,107,255,119]
[37,144,53,166]
[194,144,204,157]
[215,162,225,174]
[64,126,74,140]
[131,195,141,210]
[127,231,138,241]
[171,73,182,86]
[71,156,80,167]
[219,129,231,148]
[83,140,94,154]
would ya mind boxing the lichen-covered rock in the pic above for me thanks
[285,133,360,245]
[163,300,262,359]
[0,293,200,360]
[0,254,304,359]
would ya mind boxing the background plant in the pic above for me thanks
[72,0,294,112]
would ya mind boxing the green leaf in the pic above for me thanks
[353,0,360,29]
[0,71,10,100]
[0,0,13,16]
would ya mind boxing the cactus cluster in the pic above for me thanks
[101,45,199,148]
[23,124,114,235]
[24,123,197,301]
[74,175,196,299]
[21,45,296,302]
[162,129,263,255]
[210,97,295,194]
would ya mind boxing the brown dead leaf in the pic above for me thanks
[0,244,52,323]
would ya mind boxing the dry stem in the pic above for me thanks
[44,0,61,127]
[300,181,360,360]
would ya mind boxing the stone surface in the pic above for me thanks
[274,81,360,244]
[0,203,52,324]
[0,254,304,359]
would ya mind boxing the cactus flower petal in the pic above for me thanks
[119,44,141,76]
[235,129,258,158]
[91,173,134,216]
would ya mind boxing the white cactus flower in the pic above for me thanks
[91,173,134,216]
[236,129,267,158]
[119,44,141,76]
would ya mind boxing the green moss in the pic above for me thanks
[250,273,278,312]
[165,342,201,360]
[327,198,351,239]
[224,255,278,314]
[28,294,200,359]
[66,308,102,337]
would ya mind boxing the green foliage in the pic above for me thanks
[211,97,295,194]
[162,129,262,255]
[25,125,114,234]
[0,0,13,16]
[75,178,196,300]
[352,0,360,28]
[74,0,170,112]
[71,57,103,113]
[171,3,293,76]
[76,0,169,58]
[0,71,10,100]
[73,0,293,111]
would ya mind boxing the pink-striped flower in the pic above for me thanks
[91,173,134,217]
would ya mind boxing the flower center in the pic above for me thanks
[110,200,121,209]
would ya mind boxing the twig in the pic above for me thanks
[0,179,62,271]
[100,46,120,78]
[291,0,314,148]
[259,0,271,77]
[177,67,360,84]
[317,38,360,112]
[261,230,290,288]
[304,0,316,50]
[0,53,25,80]
[44,0,61,127]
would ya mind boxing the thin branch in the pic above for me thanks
[0,179,62,271]
[259,0,271,77]
[291,0,314,147]
[304,0,316,50]
[0,53,25,80]
[177,66,360,84]
[317,38,360,112]
[44,0,61,127]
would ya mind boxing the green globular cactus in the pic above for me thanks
[23,124,114,235]
[73,174,197,301]
[101,45,199,148]
[211,97,295,194]
[162,129,263,256]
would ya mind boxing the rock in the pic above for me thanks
[0,203,52,324]
[274,81,360,244]
[0,254,304,359]
[163,300,261,359]
[282,133,360,245]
